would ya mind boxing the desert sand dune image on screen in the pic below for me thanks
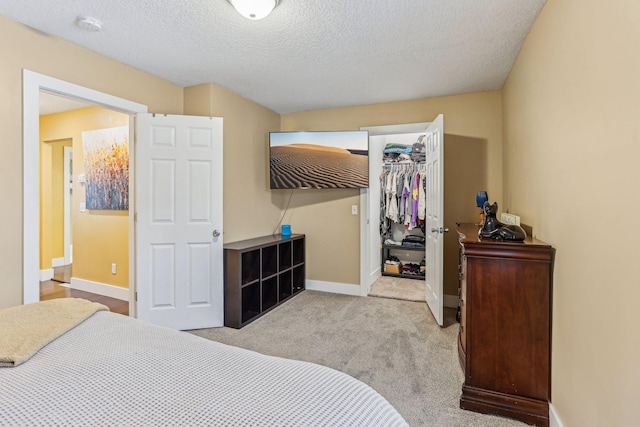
[270,144,368,189]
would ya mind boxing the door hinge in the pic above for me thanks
[134,212,137,223]
[135,292,138,302]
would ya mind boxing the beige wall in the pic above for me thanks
[502,0,640,425]
[184,84,285,244]
[40,107,130,288]
[281,92,502,289]
[0,15,184,308]
[5,7,634,425]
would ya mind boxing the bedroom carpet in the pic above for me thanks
[368,275,426,301]
[190,290,527,427]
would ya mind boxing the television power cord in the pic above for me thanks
[272,189,295,236]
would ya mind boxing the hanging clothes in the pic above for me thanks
[379,163,427,239]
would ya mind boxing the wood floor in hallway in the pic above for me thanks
[40,265,129,315]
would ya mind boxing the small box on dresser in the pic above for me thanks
[224,234,305,328]
[457,223,554,427]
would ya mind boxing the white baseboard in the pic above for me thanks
[549,403,564,427]
[40,268,54,281]
[69,277,129,301]
[305,280,362,296]
[444,294,459,308]
[366,269,382,295]
[51,257,65,268]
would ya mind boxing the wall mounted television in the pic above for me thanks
[269,130,369,189]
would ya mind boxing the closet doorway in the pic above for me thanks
[361,118,446,326]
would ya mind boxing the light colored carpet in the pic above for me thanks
[190,290,526,427]
[369,275,426,301]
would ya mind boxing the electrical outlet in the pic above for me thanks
[501,213,520,226]
[112,263,117,274]
[351,205,358,215]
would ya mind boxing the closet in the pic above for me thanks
[380,161,427,280]
[364,115,445,325]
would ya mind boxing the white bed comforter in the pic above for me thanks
[0,311,407,426]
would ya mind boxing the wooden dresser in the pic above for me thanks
[457,223,554,427]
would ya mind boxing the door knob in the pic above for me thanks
[212,229,221,237]
[431,227,449,234]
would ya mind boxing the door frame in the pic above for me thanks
[359,123,431,297]
[63,145,72,266]
[23,70,147,316]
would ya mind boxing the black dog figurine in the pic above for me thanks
[478,201,527,241]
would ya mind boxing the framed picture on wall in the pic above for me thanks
[81,125,129,210]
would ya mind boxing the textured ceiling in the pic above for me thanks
[1,0,546,114]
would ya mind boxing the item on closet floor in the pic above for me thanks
[384,256,402,274]
[478,201,526,242]
[385,255,400,264]
[384,265,401,274]
[400,263,423,277]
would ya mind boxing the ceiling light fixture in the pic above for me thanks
[228,0,279,20]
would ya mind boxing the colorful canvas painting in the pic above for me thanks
[81,126,129,210]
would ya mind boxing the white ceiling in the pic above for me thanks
[2,0,546,115]
[39,92,91,115]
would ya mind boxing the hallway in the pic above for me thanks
[40,265,128,315]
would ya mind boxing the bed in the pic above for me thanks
[0,299,407,426]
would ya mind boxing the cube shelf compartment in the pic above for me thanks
[224,234,305,328]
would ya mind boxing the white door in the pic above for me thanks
[424,114,445,326]
[136,113,224,330]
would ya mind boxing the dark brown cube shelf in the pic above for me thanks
[279,242,292,270]
[241,250,260,284]
[224,234,305,328]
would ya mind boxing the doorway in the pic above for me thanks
[368,129,430,303]
[41,138,72,279]
[23,70,148,317]
[39,101,131,312]
[359,122,431,298]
